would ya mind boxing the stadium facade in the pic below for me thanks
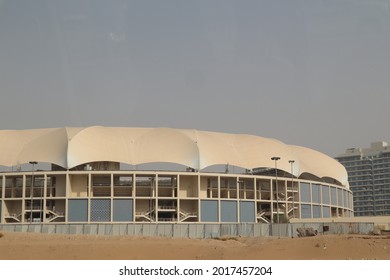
[0,127,353,224]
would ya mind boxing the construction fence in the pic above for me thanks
[0,222,376,238]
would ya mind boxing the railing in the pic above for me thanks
[135,181,152,187]
[92,187,111,197]
[158,205,176,210]
[113,182,133,187]
[8,212,22,218]
[113,187,132,196]
[92,183,111,187]
[179,210,197,222]
[4,187,23,198]
[46,208,65,222]
[158,218,177,222]
[5,213,22,222]
[256,210,270,223]
[25,205,43,211]
[158,181,174,187]
[135,188,153,197]
[46,207,64,216]
[135,209,155,222]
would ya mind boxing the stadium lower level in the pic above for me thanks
[0,168,353,224]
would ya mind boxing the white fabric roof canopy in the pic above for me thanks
[0,126,348,187]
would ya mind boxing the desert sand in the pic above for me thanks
[1,231,390,260]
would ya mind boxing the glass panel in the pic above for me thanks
[344,190,348,208]
[338,188,343,207]
[330,187,337,206]
[239,201,255,222]
[300,204,311,218]
[201,200,218,222]
[221,200,237,222]
[322,185,330,204]
[68,199,88,222]
[313,205,321,218]
[113,199,133,222]
[300,182,310,203]
[322,206,331,218]
[312,184,321,204]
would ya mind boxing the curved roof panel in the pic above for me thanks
[290,145,349,186]
[0,126,348,187]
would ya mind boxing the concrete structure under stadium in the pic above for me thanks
[0,126,353,224]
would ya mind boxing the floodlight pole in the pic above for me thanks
[289,160,295,219]
[271,157,281,223]
[29,161,37,223]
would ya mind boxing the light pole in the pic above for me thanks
[150,177,153,223]
[289,160,295,219]
[29,161,37,223]
[271,157,281,223]
[237,180,244,222]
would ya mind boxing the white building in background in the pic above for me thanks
[0,126,353,224]
[336,141,390,216]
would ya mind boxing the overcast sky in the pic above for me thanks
[1,0,390,157]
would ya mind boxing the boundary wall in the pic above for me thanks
[0,222,375,238]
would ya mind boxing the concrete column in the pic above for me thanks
[155,174,158,222]
[237,176,240,223]
[218,176,221,223]
[0,175,4,223]
[177,175,180,223]
[270,178,274,223]
[132,173,136,222]
[197,174,201,222]
[21,174,26,223]
[110,173,114,222]
[65,172,69,223]
[43,174,47,223]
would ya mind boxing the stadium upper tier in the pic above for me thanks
[0,126,348,187]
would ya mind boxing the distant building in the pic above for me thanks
[336,142,390,216]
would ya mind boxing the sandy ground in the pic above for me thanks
[1,231,390,260]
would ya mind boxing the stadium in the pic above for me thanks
[0,126,353,225]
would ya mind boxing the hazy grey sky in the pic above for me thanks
[1,0,389,157]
